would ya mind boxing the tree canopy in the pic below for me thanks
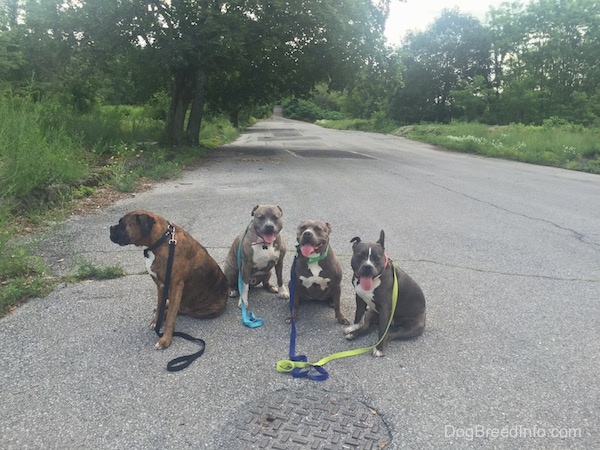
[390,0,600,125]
[0,0,392,145]
[2,0,600,132]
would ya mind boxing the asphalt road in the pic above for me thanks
[2,110,599,449]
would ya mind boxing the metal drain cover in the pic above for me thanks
[215,389,391,449]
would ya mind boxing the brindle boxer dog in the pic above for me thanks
[344,230,426,357]
[287,220,349,325]
[223,205,289,307]
[109,210,228,350]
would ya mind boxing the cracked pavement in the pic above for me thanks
[2,111,599,449]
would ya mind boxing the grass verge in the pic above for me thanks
[317,119,600,174]
[1,101,256,316]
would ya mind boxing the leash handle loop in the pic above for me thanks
[165,332,206,372]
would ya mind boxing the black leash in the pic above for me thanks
[150,224,206,372]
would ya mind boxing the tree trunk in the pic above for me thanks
[185,69,207,146]
[229,107,240,129]
[165,67,194,147]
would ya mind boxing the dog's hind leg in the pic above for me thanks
[261,271,279,294]
[150,281,166,329]
[275,257,290,299]
[330,285,349,325]
[387,314,426,341]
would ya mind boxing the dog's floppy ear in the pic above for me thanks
[325,222,332,234]
[276,205,283,214]
[251,205,259,216]
[350,236,361,248]
[377,230,385,249]
[136,213,155,237]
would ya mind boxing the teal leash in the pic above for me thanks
[237,223,264,328]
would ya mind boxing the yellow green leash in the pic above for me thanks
[276,255,398,381]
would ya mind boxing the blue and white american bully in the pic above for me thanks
[287,220,349,324]
[224,205,289,307]
[344,230,426,357]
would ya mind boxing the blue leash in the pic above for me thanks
[237,224,264,328]
[285,255,329,381]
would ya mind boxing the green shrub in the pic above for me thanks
[74,106,164,154]
[0,97,88,204]
[0,231,52,316]
[200,116,239,148]
[281,97,345,122]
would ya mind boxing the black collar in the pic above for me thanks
[144,223,174,258]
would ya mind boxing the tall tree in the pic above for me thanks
[207,0,393,131]
[84,0,391,146]
[489,0,600,124]
[393,9,491,123]
[7,0,391,144]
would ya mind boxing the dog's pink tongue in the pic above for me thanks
[301,244,316,257]
[359,277,374,291]
[263,234,276,244]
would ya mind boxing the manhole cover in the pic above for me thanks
[215,389,391,449]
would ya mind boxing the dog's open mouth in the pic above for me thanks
[256,230,277,245]
[300,242,323,257]
[358,276,375,291]
[262,234,277,244]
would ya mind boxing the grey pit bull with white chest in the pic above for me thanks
[344,230,426,357]
[223,205,289,307]
[287,220,349,325]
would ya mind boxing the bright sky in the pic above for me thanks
[384,0,497,45]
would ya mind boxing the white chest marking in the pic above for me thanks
[353,277,381,312]
[252,244,280,270]
[145,251,157,278]
[300,259,330,290]
[145,252,164,287]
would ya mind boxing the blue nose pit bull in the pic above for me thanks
[344,230,426,357]
[287,220,349,325]
[223,205,289,308]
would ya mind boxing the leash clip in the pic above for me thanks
[168,224,177,245]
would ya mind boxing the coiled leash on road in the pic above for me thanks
[276,254,398,381]
[237,222,264,328]
[149,224,206,372]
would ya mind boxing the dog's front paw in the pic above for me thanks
[285,315,295,325]
[229,289,239,298]
[278,285,290,299]
[372,348,384,357]
[343,323,361,335]
[237,297,249,309]
[155,336,172,350]
[345,333,355,340]
[264,284,279,294]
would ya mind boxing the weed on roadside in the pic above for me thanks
[68,260,126,282]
